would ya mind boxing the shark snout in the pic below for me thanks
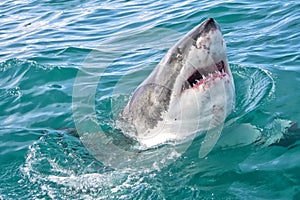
[202,18,220,33]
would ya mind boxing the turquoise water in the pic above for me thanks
[1,0,300,199]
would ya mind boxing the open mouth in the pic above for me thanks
[182,60,227,91]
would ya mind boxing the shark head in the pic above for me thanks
[120,18,235,147]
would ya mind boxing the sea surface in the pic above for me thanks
[1,0,300,199]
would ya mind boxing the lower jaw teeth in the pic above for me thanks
[184,71,228,91]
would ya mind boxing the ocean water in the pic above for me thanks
[1,0,300,199]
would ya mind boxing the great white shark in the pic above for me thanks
[119,18,235,147]
[71,18,300,168]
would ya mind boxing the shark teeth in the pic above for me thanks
[184,61,228,91]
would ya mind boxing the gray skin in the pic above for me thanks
[120,18,229,137]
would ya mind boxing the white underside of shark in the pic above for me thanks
[138,76,234,147]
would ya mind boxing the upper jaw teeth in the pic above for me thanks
[195,70,226,80]
[182,69,227,91]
